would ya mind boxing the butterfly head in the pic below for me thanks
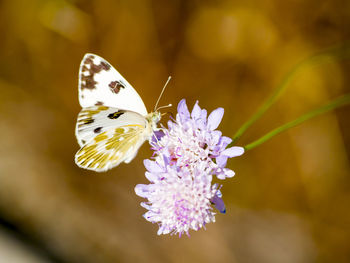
[147,111,161,128]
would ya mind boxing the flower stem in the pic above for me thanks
[232,43,350,142]
[244,94,350,151]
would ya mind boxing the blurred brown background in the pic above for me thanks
[0,0,349,262]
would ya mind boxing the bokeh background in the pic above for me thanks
[0,0,349,262]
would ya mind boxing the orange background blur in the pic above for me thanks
[0,0,349,262]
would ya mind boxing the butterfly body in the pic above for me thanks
[75,54,160,172]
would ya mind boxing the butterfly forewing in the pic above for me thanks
[79,53,148,116]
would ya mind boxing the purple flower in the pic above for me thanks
[135,158,223,236]
[135,99,244,236]
[154,99,244,180]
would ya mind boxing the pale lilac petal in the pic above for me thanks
[218,136,232,149]
[140,202,151,210]
[207,108,224,130]
[223,168,235,178]
[144,159,163,173]
[191,101,201,119]
[216,155,228,167]
[144,211,159,221]
[158,226,170,235]
[200,109,207,120]
[199,109,208,129]
[216,173,226,180]
[196,120,206,130]
[167,120,174,129]
[135,184,151,198]
[145,171,161,182]
[162,155,170,166]
[221,147,245,157]
[177,99,190,122]
[211,130,222,145]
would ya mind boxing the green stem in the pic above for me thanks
[232,43,350,142]
[244,94,350,151]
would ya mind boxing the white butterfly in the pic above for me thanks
[75,53,169,172]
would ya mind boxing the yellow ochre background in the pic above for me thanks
[0,0,349,262]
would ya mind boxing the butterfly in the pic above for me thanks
[75,53,170,172]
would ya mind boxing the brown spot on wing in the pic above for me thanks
[95,101,104,106]
[109,80,126,94]
[94,127,102,133]
[80,55,112,90]
[101,61,110,70]
[108,111,124,119]
[81,74,97,90]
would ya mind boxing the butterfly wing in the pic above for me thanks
[75,105,146,147]
[78,53,148,116]
[75,106,150,172]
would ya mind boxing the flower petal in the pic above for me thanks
[145,171,160,182]
[201,109,207,120]
[216,155,228,167]
[177,99,190,122]
[140,202,151,210]
[167,120,174,129]
[218,136,232,149]
[191,101,201,119]
[221,147,244,157]
[223,168,235,178]
[144,159,163,173]
[135,184,151,198]
[207,108,224,130]
[211,130,222,145]
[216,168,235,179]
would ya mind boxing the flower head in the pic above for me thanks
[135,99,244,236]
[135,158,223,236]
[153,99,244,179]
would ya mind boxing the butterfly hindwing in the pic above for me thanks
[79,53,148,116]
[75,124,147,172]
[75,107,150,172]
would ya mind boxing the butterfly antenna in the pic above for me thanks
[157,103,172,111]
[154,76,171,112]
